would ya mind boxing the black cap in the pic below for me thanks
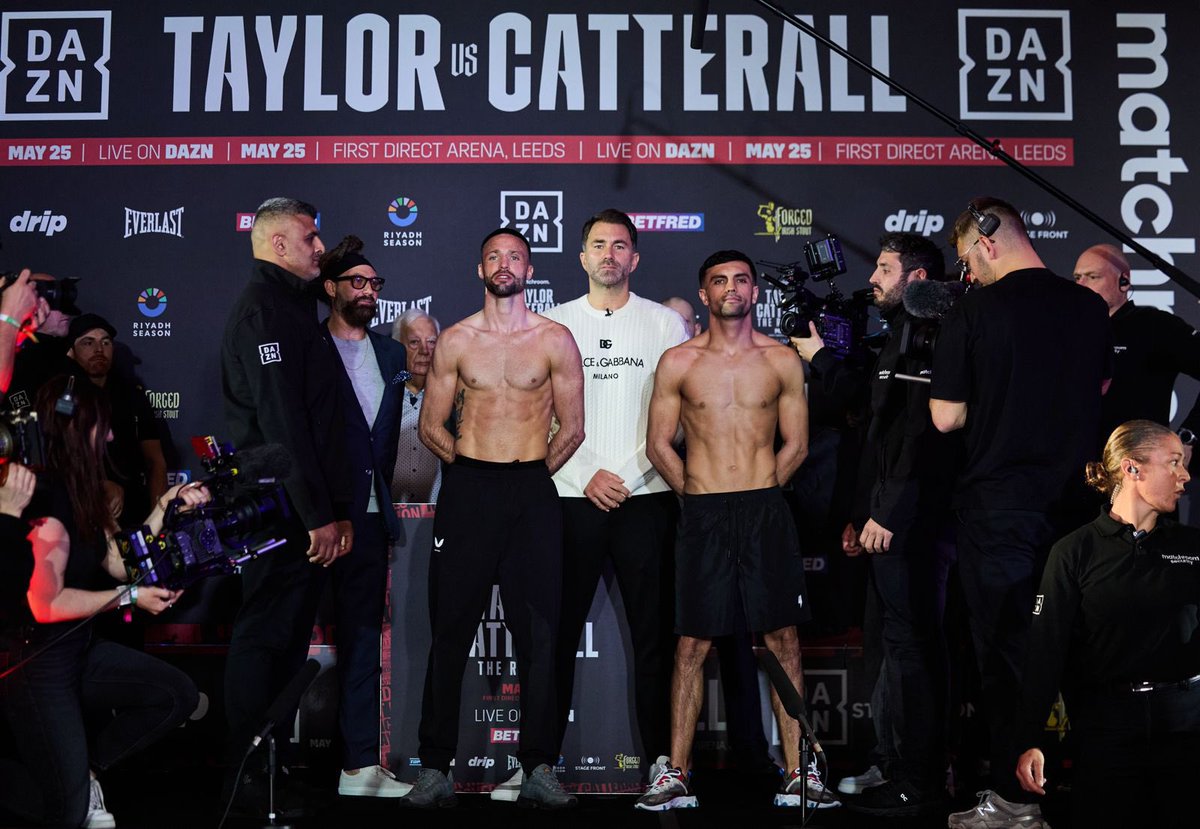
[67,312,117,343]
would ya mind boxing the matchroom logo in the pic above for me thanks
[958,9,1072,121]
[0,10,111,120]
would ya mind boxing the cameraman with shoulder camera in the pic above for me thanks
[0,269,42,398]
[792,233,956,816]
[1,375,203,829]
[929,198,1111,829]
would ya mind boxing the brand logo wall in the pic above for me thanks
[124,207,184,238]
[383,196,422,247]
[500,191,563,254]
[145,388,181,420]
[1020,209,1068,240]
[133,288,171,337]
[614,754,641,772]
[8,209,67,236]
[755,202,813,242]
[372,296,433,329]
[958,9,1072,120]
[884,209,944,236]
[236,212,254,231]
[0,10,111,121]
[628,213,705,232]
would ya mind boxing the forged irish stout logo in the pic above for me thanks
[958,9,1072,120]
[0,10,111,120]
[755,202,813,243]
[500,191,563,254]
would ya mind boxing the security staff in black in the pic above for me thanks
[220,198,350,812]
[1072,243,1200,448]
[1017,421,1198,829]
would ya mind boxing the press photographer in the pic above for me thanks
[0,268,43,397]
[0,375,202,828]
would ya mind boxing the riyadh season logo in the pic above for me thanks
[0,10,111,121]
[958,9,1072,121]
[383,196,422,248]
[754,202,813,243]
[133,288,171,338]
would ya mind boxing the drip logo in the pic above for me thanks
[8,209,66,236]
[388,196,418,227]
[0,10,111,121]
[958,10,1072,121]
[137,288,167,318]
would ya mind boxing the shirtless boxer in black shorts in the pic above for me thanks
[640,249,838,812]
[401,228,585,810]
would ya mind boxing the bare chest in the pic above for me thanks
[680,351,781,413]
[458,332,551,393]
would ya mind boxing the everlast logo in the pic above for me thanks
[0,11,111,121]
[124,207,185,239]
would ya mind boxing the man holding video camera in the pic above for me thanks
[930,198,1111,829]
[220,198,351,815]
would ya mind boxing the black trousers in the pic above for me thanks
[866,518,945,787]
[954,508,1055,803]
[224,515,326,767]
[418,458,562,777]
[1066,683,1199,829]
[330,513,389,770]
[555,492,677,762]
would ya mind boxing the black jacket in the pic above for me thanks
[221,260,349,531]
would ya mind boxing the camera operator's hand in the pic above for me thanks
[789,322,826,363]
[0,462,36,517]
[840,522,863,556]
[157,481,212,514]
[0,268,39,326]
[136,585,184,615]
[306,521,340,566]
[859,518,893,554]
[584,469,630,512]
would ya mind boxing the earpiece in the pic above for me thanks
[967,203,1001,237]
[1129,465,1139,476]
[1118,274,1130,289]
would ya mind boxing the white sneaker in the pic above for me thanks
[838,763,886,795]
[489,768,524,802]
[647,755,670,785]
[338,765,413,798]
[84,777,116,829]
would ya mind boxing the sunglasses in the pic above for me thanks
[332,275,385,291]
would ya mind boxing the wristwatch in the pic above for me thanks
[1178,428,1197,447]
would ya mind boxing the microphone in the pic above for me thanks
[903,279,967,320]
[759,649,824,757]
[251,659,320,749]
[1132,528,1148,556]
[690,0,711,51]
[232,443,293,481]
[604,307,613,317]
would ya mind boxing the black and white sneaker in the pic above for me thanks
[846,779,940,817]
[634,767,698,811]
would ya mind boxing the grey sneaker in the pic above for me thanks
[84,778,116,829]
[947,790,1049,828]
[635,767,698,811]
[838,763,886,794]
[775,759,841,809]
[489,768,524,802]
[399,768,456,809]
[647,755,670,785]
[516,764,577,810]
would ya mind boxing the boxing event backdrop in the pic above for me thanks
[1,0,1197,786]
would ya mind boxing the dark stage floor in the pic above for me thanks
[21,766,1043,829]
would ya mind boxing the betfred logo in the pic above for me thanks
[958,10,1072,121]
[9,209,66,236]
[628,213,705,232]
[490,728,519,744]
[236,213,254,232]
[0,10,111,121]
[884,209,944,237]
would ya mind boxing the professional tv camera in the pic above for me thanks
[115,436,292,590]
[759,235,873,360]
[0,271,80,314]
[897,278,969,365]
[0,409,46,483]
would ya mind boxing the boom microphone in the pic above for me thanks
[250,659,320,749]
[232,443,293,481]
[759,649,824,757]
[903,278,967,320]
[690,0,711,50]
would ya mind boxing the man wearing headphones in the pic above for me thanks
[1073,243,1200,465]
[929,198,1112,829]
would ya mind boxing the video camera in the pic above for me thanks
[897,279,969,365]
[759,236,873,360]
[115,436,292,590]
[0,410,46,483]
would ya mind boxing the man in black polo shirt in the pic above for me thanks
[1072,243,1200,463]
[930,198,1111,829]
